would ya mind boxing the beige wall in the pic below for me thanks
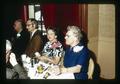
[88,4,115,79]
[88,4,99,58]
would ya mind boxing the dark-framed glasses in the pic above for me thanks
[26,24,33,27]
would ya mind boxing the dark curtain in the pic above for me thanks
[41,4,80,31]
[56,4,80,32]
[3,3,21,40]
[20,5,29,22]
[41,4,83,49]
[41,4,56,27]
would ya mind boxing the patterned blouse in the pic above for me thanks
[42,41,64,58]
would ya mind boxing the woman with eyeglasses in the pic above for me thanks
[52,26,90,79]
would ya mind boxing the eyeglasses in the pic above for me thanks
[65,34,73,38]
[26,24,32,27]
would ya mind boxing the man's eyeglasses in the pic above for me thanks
[26,24,32,27]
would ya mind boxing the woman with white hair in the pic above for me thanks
[52,26,90,79]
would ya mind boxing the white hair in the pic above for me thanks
[67,26,83,41]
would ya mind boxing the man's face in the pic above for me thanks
[26,20,35,32]
[65,31,75,46]
[13,21,21,32]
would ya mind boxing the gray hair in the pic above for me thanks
[67,26,83,41]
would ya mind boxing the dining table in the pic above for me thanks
[22,57,75,79]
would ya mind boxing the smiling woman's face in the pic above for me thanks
[47,29,56,42]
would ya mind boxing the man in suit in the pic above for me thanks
[12,19,30,66]
[25,18,43,58]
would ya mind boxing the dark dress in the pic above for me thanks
[64,43,90,79]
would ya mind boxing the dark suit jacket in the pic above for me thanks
[25,30,43,58]
[12,29,30,58]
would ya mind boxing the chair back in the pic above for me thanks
[58,51,65,66]
[87,58,94,79]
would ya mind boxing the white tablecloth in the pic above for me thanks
[23,61,74,79]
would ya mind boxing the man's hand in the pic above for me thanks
[9,53,18,66]
[35,52,41,58]
[21,54,27,62]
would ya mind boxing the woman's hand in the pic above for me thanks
[60,67,68,73]
[48,66,61,75]
[34,52,47,62]
[38,56,47,62]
